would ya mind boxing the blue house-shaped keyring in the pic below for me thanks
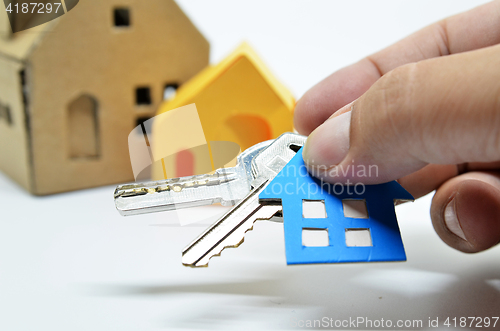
[259,148,413,265]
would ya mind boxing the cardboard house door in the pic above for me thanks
[175,149,194,177]
[68,94,99,158]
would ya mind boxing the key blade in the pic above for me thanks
[114,169,249,216]
[182,180,281,267]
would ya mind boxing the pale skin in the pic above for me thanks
[295,1,500,254]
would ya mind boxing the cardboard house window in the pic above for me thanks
[342,199,369,218]
[176,149,195,177]
[136,87,152,105]
[0,103,12,125]
[114,8,130,27]
[68,95,99,159]
[136,116,153,135]
[163,83,179,101]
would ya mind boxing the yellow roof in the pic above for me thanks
[160,42,295,112]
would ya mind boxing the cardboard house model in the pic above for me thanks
[0,0,209,194]
[151,43,294,180]
[259,148,413,265]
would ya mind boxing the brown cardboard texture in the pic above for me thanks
[0,0,209,194]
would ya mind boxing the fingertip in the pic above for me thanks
[302,111,352,172]
[431,173,500,253]
[293,95,315,135]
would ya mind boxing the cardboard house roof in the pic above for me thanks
[0,12,58,61]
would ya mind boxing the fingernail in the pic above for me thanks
[303,111,351,168]
[444,197,467,241]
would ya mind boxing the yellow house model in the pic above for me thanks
[0,0,208,194]
[151,43,294,180]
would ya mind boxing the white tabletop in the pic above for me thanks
[1,1,498,330]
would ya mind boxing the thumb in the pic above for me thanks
[302,45,500,184]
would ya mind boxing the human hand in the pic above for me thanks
[294,1,500,254]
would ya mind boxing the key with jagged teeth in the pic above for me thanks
[114,139,273,216]
[182,133,306,267]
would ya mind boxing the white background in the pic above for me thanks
[1,1,499,330]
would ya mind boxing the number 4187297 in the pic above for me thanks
[5,2,62,14]
[444,317,498,328]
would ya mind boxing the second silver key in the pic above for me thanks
[182,133,306,267]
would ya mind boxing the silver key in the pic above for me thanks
[182,133,306,267]
[114,139,272,216]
